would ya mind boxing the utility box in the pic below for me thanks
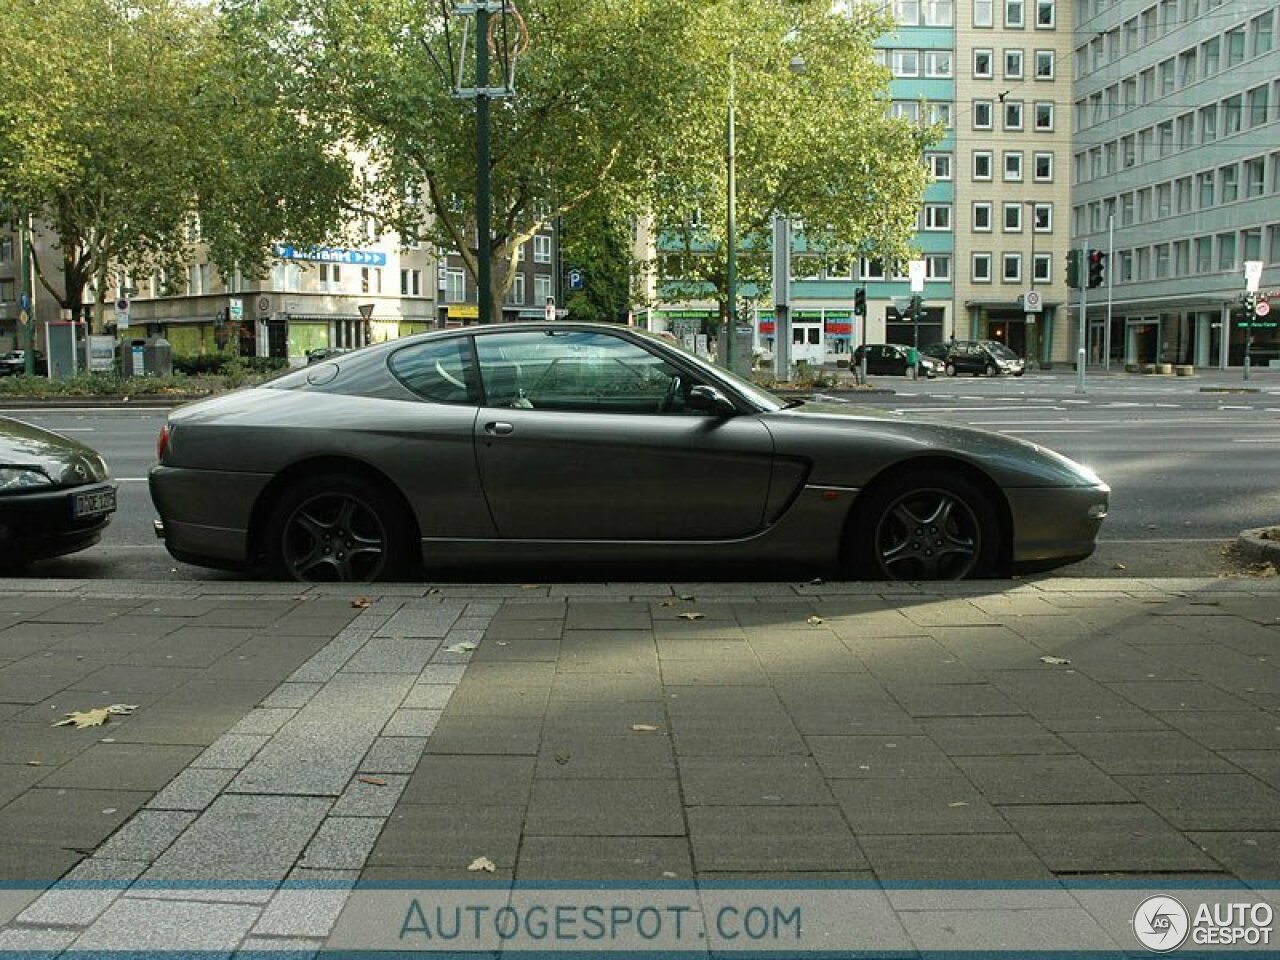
[121,339,147,377]
[143,336,173,377]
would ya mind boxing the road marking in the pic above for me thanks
[2,407,171,414]
[116,477,149,482]
[1232,437,1280,443]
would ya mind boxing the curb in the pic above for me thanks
[1235,527,1280,567]
[0,396,201,409]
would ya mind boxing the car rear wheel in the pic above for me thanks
[984,363,998,377]
[945,363,957,377]
[266,473,412,582]
[853,471,1000,580]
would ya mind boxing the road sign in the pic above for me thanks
[1023,290,1042,313]
[19,293,30,311]
[115,297,130,312]
[1256,300,1271,317]
[567,268,584,291]
[229,300,244,321]
[908,259,926,293]
[1245,260,1263,293]
[114,297,130,329]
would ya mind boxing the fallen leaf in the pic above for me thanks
[947,801,969,808]
[1040,655,1072,665]
[677,612,704,621]
[104,704,138,715]
[101,808,117,815]
[351,597,371,609]
[808,578,825,586]
[631,724,659,733]
[1112,563,1127,571]
[357,776,387,786]
[51,704,137,729]
[25,760,41,767]
[426,587,441,595]
[659,600,676,607]
[520,584,543,590]
[467,856,496,873]
[554,751,571,765]
[679,594,696,601]
[662,871,678,878]
[806,615,825,625]
[444,641,478,653]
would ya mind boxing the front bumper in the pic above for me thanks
[0,482,117,565]
[1005,483,1109,570]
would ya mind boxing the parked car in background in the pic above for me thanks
[853,343,943,378]
[943,340,1026,377]
[0,416,117,567]
[150,322,1108,584]
[305,347,350,365]
[0,350,46,377]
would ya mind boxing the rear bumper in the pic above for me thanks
[1006,483,1109,570]
[149,465,269,570]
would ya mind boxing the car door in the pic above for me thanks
[472,328,775,541]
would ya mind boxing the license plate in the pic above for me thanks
[72,486,117,519]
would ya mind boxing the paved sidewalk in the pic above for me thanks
[0,575,1277,954]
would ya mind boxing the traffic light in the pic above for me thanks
[854,287,867,317]
[1065,249,1081,289]
[1087,249,1107,289]
[1242,292,1258,317]
[908,295,923,323]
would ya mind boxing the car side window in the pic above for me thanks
[474,329,691,415]
[388,336,479,404]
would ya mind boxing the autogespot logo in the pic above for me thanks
[1134,895,1190,952]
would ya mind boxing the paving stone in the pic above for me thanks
[0,927,81,951]
[564,603,652,630]
[421,716,543,755]
[686,806,866,872]
[147,766,236,811]
[899,600,1000,627]
[381,709,442,738]
[261,682,325,709]
[516,836,694,880]
[0,787,149,852]
[898,905,1118,953]
[192,733,271,769]
[300,817,384,870]
[1155,710,1280,750]
[1107,680,1255,712]
[956,755,1133,805]
[549,672,663,702]
[16,857,143,927]
[1060,730,1241,775]
[1188,832,1280,880]
[883,682,1025,718]
[403,756,536,806]
[660,659,771,685]
[830,776,1010,835]
[401,683,458,710]
[0,841,83,883]
[68,896,261,952]
[0,763,51,808]
[535,735,675,779]
[525,780,684,836]
[368,804,525,868]
[254,882,354,938]
[442,683,548,717]
[361,737,429,774]
[330,774,409,817]
[678,756,833,805]
[1114,773,1280,830]
[1221,750,1280,789]
[342,636,442,674]
[671,730,810,756]
[921,716,1071,756]
[1002,803,1222,873]
[95,810,198,862]
[808,735,959,779]
[374,605,464,638]
[39,742,201,792]
[860,833,1052,880]
[143,794,331,883]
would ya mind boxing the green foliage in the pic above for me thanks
[172,355,287,376]
[562,203,633,324]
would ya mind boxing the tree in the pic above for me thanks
[0,0,351,332]
[642,0,938,325]
[561,201,634,324]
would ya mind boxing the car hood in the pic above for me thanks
[0,416,112,485]
[763,401,1106,489]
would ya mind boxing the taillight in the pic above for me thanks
[157,424,171,461]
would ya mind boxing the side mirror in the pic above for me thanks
[687,384,737,416]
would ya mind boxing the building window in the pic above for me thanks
[1035,102,1054,130]
[1218,232,1237,270]
[0,279,15,302]
[972,252,993,282]
[1195,236,1212,272]
[974,150,993,179]
[1003,100,1024,130]
[509,273,526,304]
[1004,49,1023,78]
[1244,227,1262,261]
[924,204,952,230]
[400,268,422,296]
[1002,253,1022,282]
[927,153,952,180]
[1225,94,1244,134]
[892,49,920,76]
[925,50,953,76]
[927,102,953,126]
[892,101,920,122]
[859,258,886,280]
[1246,158,1266,197]
[974,202,993,230]
[923,0,953,24]
[1220,164,1240,203]
[1003,202,1023,231]
[534,234,552,264]
[360,267,382,294]
[445,269,466,303]
[1035,50,1054,78]
[1033,152,1053,181]
[1248,85,1269,127]
[973,100,994,129]
[1031,203,1051,231]
[1003,151,1024,180]
[1036,0,1054,27]
[894,0,919,23]
[1200,105,1217,142]
[1252,11,1274,55]
[974,49,993,77]
[1226,27,1246,67]
[318,263,342,292]
[0,237,13,262]
[925,254,951,279]
[1033,253,1051,283]
[1202,36,1220,76]
[1270,226,1280,263]
[1005,0,1024,27]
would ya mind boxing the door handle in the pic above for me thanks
[484,421,514,436]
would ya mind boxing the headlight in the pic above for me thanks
[0,467,54,492]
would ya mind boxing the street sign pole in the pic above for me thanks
[20,214,36,376]
[1076,243,1088,395]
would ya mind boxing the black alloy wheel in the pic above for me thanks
[267,473,410,582]
[854,471,999,580]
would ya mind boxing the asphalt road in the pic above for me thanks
[5,367,1278,581]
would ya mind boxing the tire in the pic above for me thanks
[852,470,1000,581]
[984,363,998,377]
[265,472,413,582]
[945,363,957,377]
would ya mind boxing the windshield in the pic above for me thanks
[985,342,1020,360]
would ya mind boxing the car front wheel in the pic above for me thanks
[945,363,957,377]
[266,473,412,582]
[984,363,998,377]
[853,471,1000,580]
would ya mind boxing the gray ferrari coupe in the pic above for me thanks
[149,322,1108,582]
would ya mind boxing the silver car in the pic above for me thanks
[149,322,1108,582]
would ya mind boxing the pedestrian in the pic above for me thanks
[906,344,919,379]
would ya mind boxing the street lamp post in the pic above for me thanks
[1025,200,1038,367]
[725,52,738,373]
